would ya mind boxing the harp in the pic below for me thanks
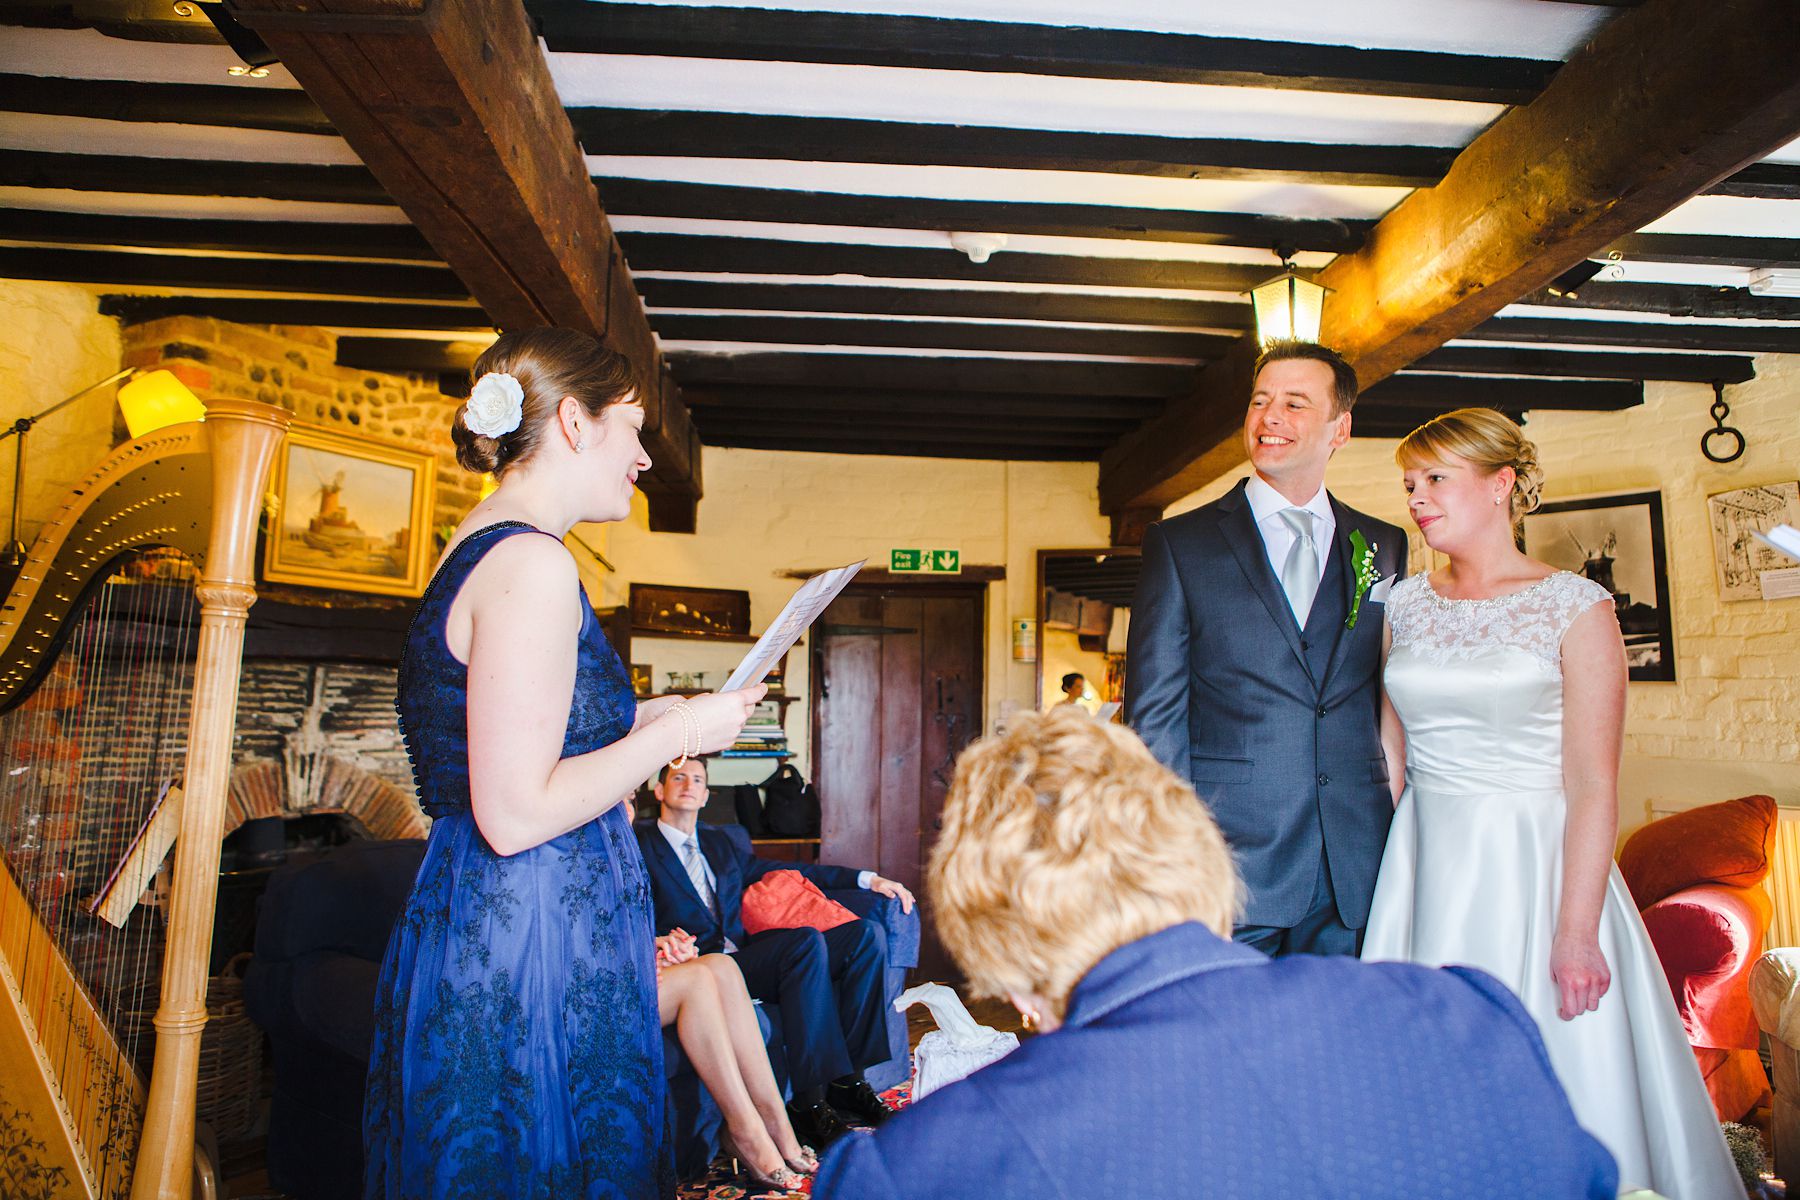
[0,399,289,1200]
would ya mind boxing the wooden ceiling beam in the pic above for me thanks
[599,178,1372,252]
[1098,0,1800,518]
[637,279,1253,330]
[532,2,1556,104]
[1613,233,1800,268]
[1519,281,1800,321]
[683,387,1166,421]
[98,295,493,331]
[0,147,382,203]
[570,109,1454,188]
[228,0,700,529]
[618,234,1271,291]
[0,245,467,300]
[1410,346,1756,383]
[648,314,1229,360]
[0,71,333,133]
[668,351,1195,397]
[6,208,437,260]
[1360,375,1644,410]
[703,434,1095,461]
[1462,316,1800,355]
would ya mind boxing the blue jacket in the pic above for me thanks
[635,821,864,954]
[815,923,1617,1200]
[1126,481,1409,928]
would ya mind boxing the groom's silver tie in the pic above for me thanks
[680,836,720,921]
[1280,507,1320,624]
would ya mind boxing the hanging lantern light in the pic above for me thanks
[1247,251,1330,346]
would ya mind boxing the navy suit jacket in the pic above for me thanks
[815,923,1617,1200]
[1125,480,1407,928]
[635,822,864,954]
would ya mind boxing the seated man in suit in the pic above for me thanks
[637,757,914,1149]
[814,710,1619,1200]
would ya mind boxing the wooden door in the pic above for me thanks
[812,583,982,978]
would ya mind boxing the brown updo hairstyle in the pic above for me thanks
[451,328,638,477]
[1396,407,1544,523]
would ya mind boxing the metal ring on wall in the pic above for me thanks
[1702,381,1746,465]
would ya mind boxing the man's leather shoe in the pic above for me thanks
[786,1100,852,1149]
[826,1078,893,1127]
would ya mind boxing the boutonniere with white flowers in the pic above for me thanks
[1344,530,1380,630]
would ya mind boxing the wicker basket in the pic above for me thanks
[113,954,262,1145]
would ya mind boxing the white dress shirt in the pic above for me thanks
[1244,475,1336,613]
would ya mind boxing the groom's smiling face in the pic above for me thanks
[1244,358,1352,497]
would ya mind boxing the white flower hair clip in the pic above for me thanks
[463,372,525,438]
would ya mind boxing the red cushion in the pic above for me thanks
[1617,794,1776,908]
[740,870,859,937]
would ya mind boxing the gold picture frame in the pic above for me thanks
[264,424,436,597]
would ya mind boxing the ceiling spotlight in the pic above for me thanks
[949,232,1008,264]
[226,65,271,78]
[1546,260,1606,299]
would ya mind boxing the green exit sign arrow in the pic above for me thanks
[891,548,961,573]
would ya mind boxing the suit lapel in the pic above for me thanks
[1218,482,1311,679]
[1319,494,1365,694]
[649,826,709,914]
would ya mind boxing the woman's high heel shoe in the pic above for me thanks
[719,1130,808,1194]
[784,1145,819,1175]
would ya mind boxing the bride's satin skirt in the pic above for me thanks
[1364,783,1741,1200]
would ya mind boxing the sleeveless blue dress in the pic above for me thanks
[364,522,671,1199]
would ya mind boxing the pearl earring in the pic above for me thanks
[1021,1010,1039,1030]
[574,439,584,453]
[1494,496,1503,506]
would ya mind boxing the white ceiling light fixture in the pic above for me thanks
[948,232,1008,264]
[1748,268,1800,298]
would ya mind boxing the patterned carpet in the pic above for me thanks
[676,1080,914,1199]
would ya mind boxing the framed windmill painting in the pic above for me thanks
[264,424,437,597]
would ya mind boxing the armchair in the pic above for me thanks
[1617,794,1776,1122]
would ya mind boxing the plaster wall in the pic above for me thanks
[0,281,122,547]
[1167,354,1800,832]
[600,448,1111,778]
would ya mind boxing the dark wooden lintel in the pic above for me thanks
[0,245,468,301]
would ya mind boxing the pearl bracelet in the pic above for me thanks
[668,700,699,769]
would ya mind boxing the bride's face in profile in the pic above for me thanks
[1402,453,1513,555]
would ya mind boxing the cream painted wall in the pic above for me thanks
[0,281,122,545]
[600,448,1110,777]
[1166,353,1800,833]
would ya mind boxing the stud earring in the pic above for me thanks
[1494,496,1503,506]
[575,439,585,453]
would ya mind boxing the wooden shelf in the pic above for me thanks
[718,749,792,759]
[658,687,796,706]
[629,625,762,644]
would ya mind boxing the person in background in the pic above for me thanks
[813,709,1619,1200]
[637,758,913,1150]
[1056,672,1087,706]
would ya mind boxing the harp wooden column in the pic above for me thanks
[130,399,289,1200]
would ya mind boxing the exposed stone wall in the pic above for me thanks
[234,660,411,789]
[117,315,484,531]
[1168,353,1800,827]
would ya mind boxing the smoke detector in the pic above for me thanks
[949,232,1008,264]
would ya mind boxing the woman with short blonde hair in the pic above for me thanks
[930,707,1238,1024]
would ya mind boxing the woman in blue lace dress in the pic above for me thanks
[364,328,763,1200]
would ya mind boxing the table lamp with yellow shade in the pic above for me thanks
[1,366,207,570]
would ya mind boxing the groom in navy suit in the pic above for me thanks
[636,757,913,1146]
[1127,341,1407,956]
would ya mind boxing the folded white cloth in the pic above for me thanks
[895,982,1019,1100]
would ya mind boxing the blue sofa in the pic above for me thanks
[245,832,918,1192]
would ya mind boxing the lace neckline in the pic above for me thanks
[1420,571,1565,606]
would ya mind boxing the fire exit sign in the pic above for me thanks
[891,548,961,573]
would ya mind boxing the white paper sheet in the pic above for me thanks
[722,561,866,691]
[1753,524,1800,563]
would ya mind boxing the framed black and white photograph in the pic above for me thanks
[1522,490,1675,682]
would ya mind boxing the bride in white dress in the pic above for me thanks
[1361,408,1738,1200]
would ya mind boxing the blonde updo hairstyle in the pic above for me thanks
[452,327,637,477]
[1396,406,1543,524]
[928,708,1242,1022]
